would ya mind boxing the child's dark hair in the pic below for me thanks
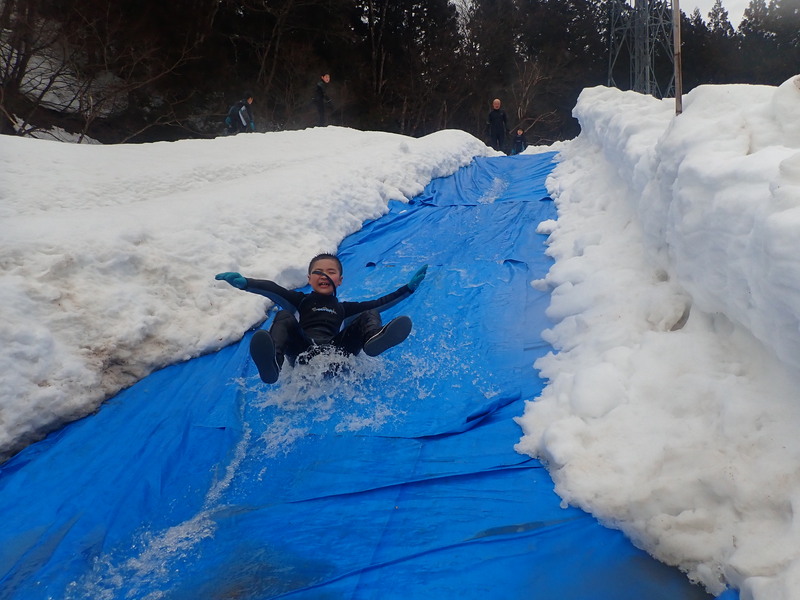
[308,253,343,275]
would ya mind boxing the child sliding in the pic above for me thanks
[216,254,427,383]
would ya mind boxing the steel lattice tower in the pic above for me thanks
[608,0,676,98]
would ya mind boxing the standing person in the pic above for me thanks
[486,98,508,152]
[215,254,428,384]
[510,127,528,155]
[312,73,333,126]
[225,92,255,135]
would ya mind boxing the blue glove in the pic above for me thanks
[215,272,247,290]
[407,264,428,292]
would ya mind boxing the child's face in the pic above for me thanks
[308,258,343,295]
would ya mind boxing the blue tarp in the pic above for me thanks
[0,153,728,599]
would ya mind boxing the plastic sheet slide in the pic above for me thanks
[0,154,725,599]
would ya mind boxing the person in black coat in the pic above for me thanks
[225,92,255,135]
[312,73,333,126]
[486,98,508,152]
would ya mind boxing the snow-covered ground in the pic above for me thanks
[516,76,800,599]
[0,126,493,461]
[2,74,800,599]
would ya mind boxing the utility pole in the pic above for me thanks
[673,0,683,114]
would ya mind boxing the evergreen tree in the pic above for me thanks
[762,0,800,82]
[349,0,466,134]
[680,8,713,90]
[708,0,735,36]
[737,0,776,82]
[465,0,519,92]
[706,0,737,82]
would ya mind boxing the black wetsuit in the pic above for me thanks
[511,133,527,155]
[244,278,411,362]
[487,108,508,151]
[312,80,332,126]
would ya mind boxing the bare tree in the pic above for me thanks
[507,57,559,139]
[1,0,216,141]
[359,0,390,99]
[0,0,61,134]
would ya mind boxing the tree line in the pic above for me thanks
[1,0,797,144]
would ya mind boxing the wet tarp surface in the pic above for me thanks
[0,154,720,599]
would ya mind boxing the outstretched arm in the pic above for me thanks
[215,272,305,312]
[342,264,429,317]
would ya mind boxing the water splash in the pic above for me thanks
[478,177,509,204]
[250,349,408,458]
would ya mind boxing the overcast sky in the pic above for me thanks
[683,0,749,26]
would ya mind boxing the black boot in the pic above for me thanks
[250,330,281,383]
[363,316,412,357]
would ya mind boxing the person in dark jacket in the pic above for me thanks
[312,73,333,126]
[225,93,255,134]
[216,254,428,383]
[486,98,508,152]
[510,128,528,155]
